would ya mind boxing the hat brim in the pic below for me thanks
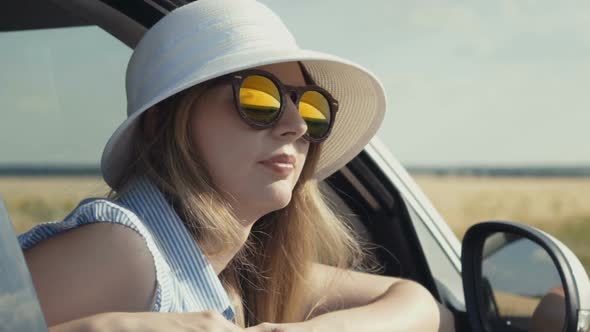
[101,48,386,188]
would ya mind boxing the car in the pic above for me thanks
[1,1,589,332]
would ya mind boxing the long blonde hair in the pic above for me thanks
[110,78,370,326]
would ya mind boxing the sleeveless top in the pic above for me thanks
[17,177,235,321]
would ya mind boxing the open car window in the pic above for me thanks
[0,0,461,311]
[0,3,446,308]
[0,26,130,169]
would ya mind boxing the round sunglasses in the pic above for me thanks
[219,69,339,143]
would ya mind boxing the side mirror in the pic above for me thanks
[462,221,590,332]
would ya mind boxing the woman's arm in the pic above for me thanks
[304,277,454,332]
[46,311,244,332]
[530,286,566,332]
[27,223,245,332]
[24,222,157,327]
[248,263,455,332]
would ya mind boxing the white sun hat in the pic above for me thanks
[101,0,386,188]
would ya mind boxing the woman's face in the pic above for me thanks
[190,62,310,222]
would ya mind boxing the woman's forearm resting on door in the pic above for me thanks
[306,280,455,332]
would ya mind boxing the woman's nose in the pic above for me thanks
[271,95,307,141]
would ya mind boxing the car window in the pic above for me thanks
[0,26,130,166]
[0,26,129,232]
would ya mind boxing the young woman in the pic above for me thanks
[19,0,455,331]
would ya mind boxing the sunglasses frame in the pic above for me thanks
[228,69,339,143]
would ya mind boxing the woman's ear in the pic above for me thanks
[143,106,159,138]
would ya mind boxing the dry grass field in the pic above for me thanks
[0,176,109,234]
[1,175,589,273]
[414,175,590,274]
[413,175,590,236]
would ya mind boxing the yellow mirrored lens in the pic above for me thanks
[300,91,331,138]
[240,75,280,123]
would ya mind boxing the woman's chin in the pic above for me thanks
[270,191,293,210]
[256,187,293,213]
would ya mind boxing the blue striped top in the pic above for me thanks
[18,177,235,321]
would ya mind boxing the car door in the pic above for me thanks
[0,198,48,332]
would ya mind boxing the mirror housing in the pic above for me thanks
[462,221,590,332]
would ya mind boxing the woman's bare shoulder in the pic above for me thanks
[24,222,157,327]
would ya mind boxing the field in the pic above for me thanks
[414,175,590,274]
[1,175,589,274]
[0,177,109,234]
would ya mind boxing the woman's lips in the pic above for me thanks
[259,154,296,177]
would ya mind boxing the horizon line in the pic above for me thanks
[0,164,589,177]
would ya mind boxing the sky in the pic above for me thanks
[1,1,589,167]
